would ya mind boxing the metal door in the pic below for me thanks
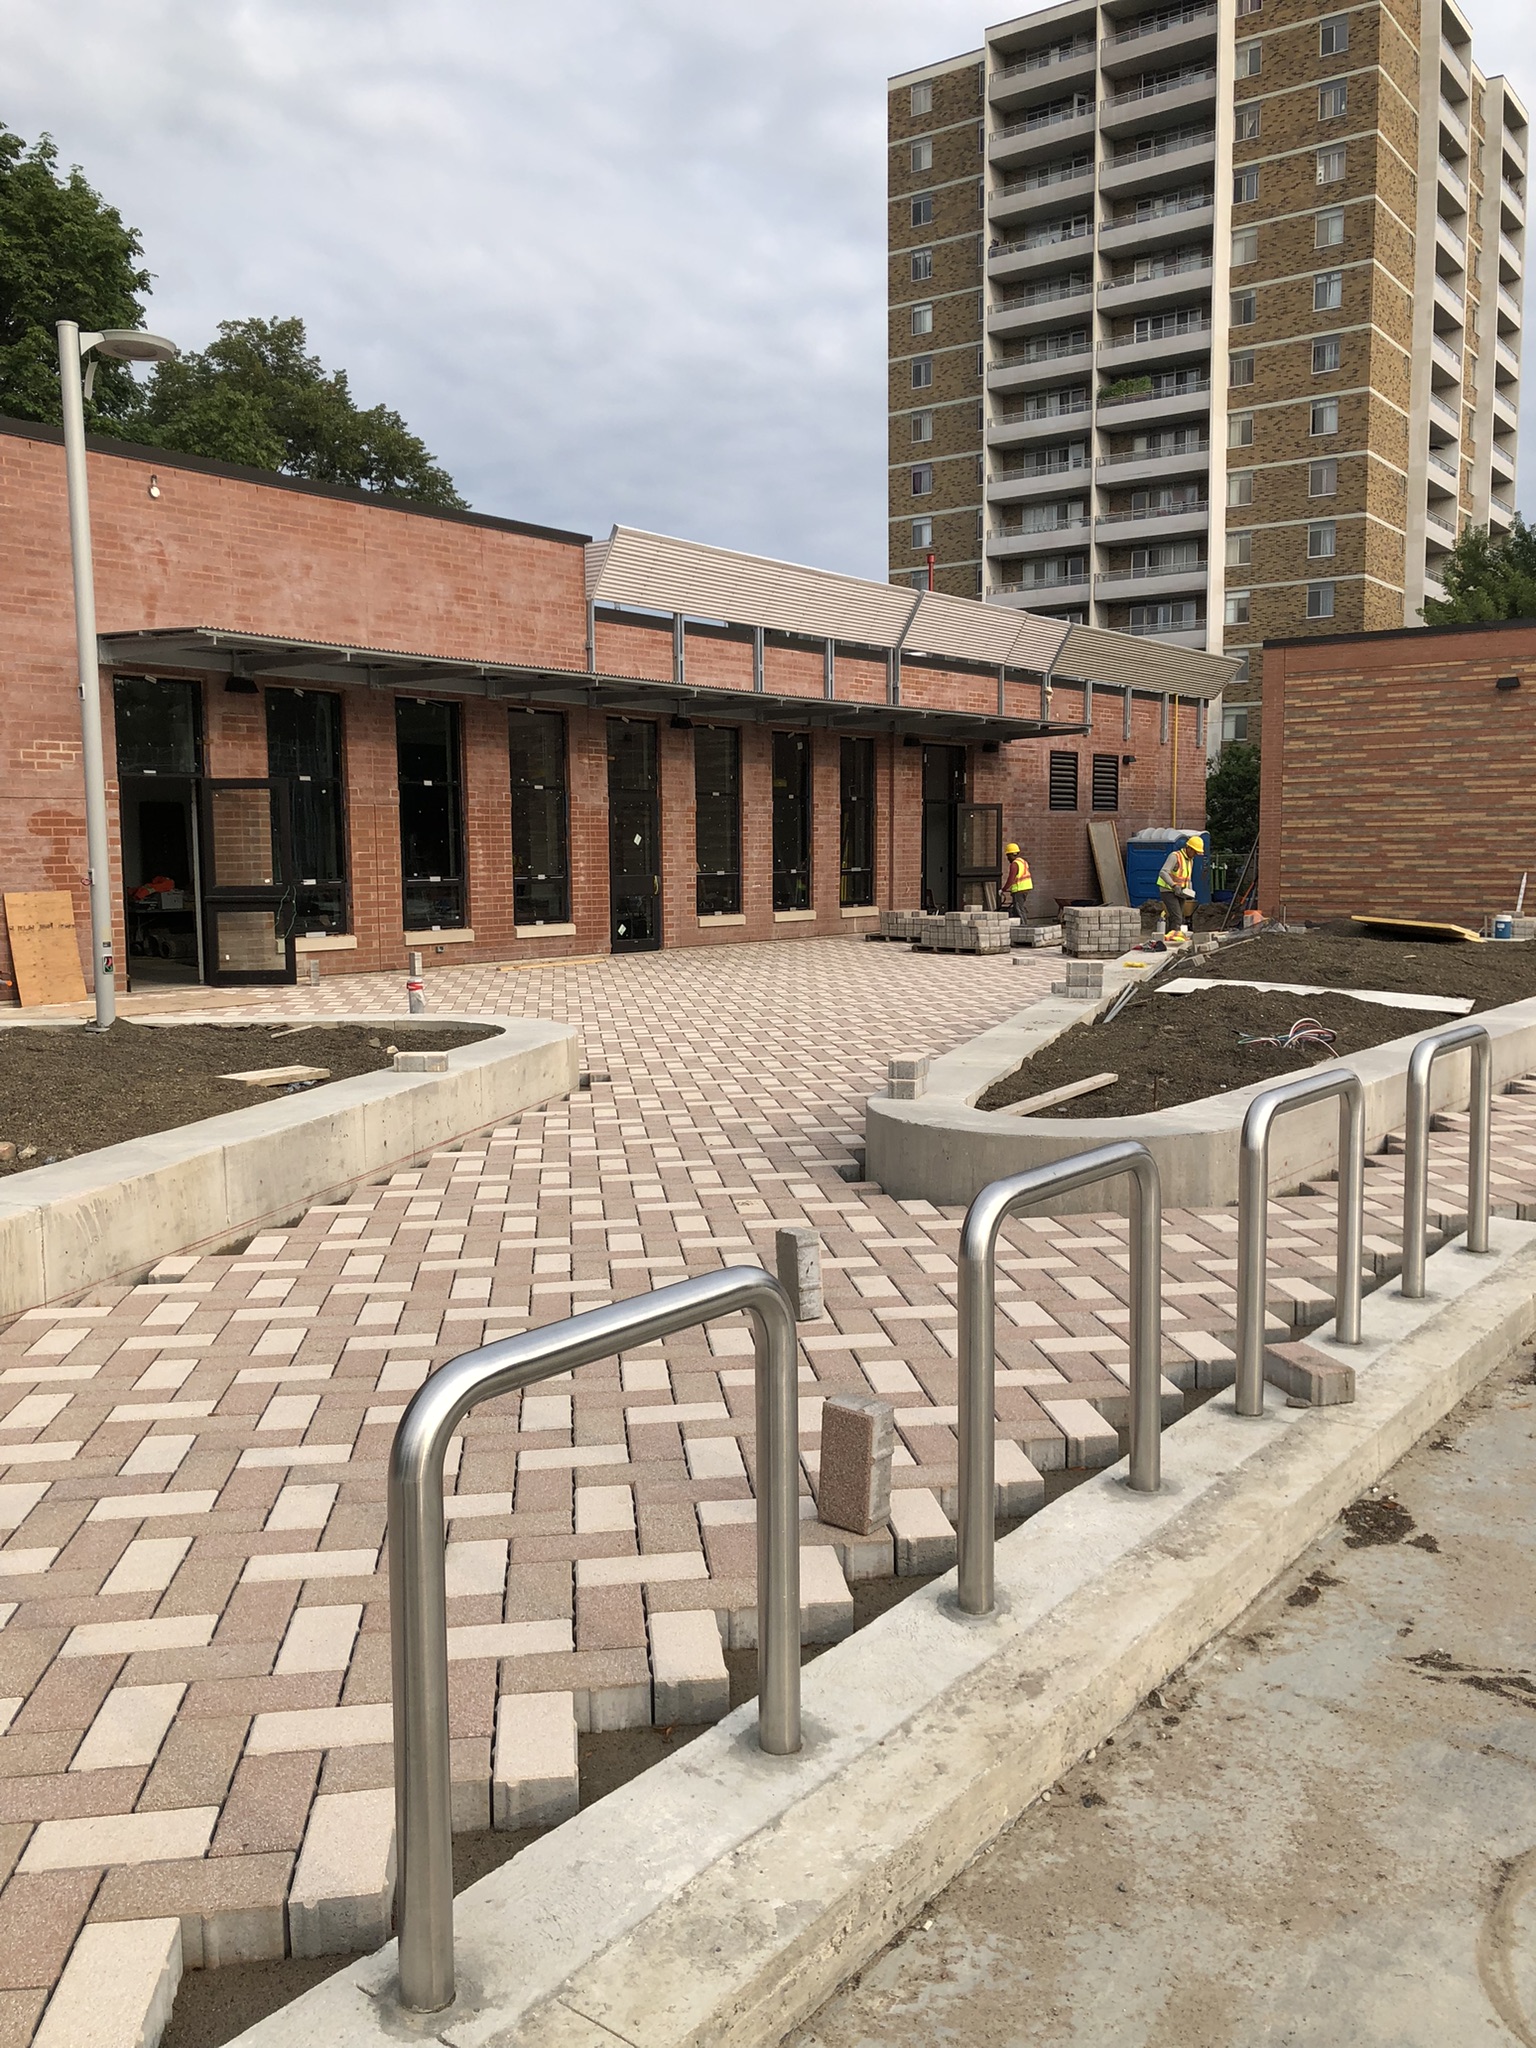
[607,720,661,951]
[955,803,1004,909]
[198,779,298,984]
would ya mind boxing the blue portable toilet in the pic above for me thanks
[1125,828,1211,907]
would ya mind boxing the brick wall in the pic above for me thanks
[1259,622,1536,924]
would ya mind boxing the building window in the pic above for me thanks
[1311,397,1339,434]
[1231,290,1257,326]
[1225,590,1251,625]
[1048,751,1079,811]
[396,698,465,930]
[1229,412,1255,448]
[1232,226,1258,264]
[1309,457,1338,495]
[911,80,933,115]
[1314,269,1343,311]
[508,709,569,926]
[1316,145,1346,184]
[1236,38,1262,74]
[911,516,933,547]
[1316,207,1345,248]
[1091,753,1120,812]
[1319,13,1349,55]
[1236,0,1261,13]
[772,731,812,911]
[266,689,346,935]
[1235,105,1261,140]
[911,247,933,281]
[1312,335,1342,373]
[1308,520,1337,558]
[114,673,202,775]
[1230,350,1255,385]
[1223,704,1251,743]
[1319,80,1348,118]
[1228,471,1254,506]
[1226,531,1252,567]
[911,355,934,388]
[911,411,934,444]
[911,193,934,226]
[911,138,933,172]
[694,726,741,916]
[1307,582,1336,618]
[911,464,933,495]
[911,303,934,336]
[1234,168,1260,203]
[840,737,876,906]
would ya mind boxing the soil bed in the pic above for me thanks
[0,1021,493,1175]
[977,926,1536,1118]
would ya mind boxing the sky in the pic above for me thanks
[7,0,1533,578]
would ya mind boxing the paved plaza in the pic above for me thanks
[2,937,1535,2041]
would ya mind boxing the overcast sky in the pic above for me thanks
[8,0,1533,576]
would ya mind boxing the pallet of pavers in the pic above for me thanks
[1062,904,1141,956]
[918,911,1012,955]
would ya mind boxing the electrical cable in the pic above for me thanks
[1237,1016,1338,1054]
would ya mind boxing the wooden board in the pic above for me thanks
[4,892,87,1007]
[994,1071,1118,1119]
[1087,821,1129,907]
[1351,915,1484,943]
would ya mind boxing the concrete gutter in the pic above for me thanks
[0,1014,578,1319]
[867,979,1536,1213]
[222,1220,1536,2048]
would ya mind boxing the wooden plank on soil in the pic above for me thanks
[3,892,87,1007]
[1087,822,1129,907]
[994,1071,1118,1118]
[1351,915,1484,943]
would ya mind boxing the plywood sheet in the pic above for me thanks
[4,892,87,1007]
[1087,821,1129,907]
[1350,915,1483,944]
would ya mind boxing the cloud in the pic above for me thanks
[6,0,1532,579]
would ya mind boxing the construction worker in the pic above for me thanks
[1157,833,1204,942]
[1002,843,1033,920]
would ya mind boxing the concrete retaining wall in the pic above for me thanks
[0,1014,578,1319]
[867,983,1536,1214]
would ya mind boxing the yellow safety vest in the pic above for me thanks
[1164,849,1192,890]
[1006,855,1032,892]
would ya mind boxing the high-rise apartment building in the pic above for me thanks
[889,0,1526,735]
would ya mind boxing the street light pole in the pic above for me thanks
[55,321,179,1029]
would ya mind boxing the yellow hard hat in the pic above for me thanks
[1185,834,1205,853]
[1005,843,1020,855]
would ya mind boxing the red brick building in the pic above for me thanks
[1259,618,1536,926]
[0,418,1232,994]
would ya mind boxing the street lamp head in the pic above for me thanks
[86,330,179,365]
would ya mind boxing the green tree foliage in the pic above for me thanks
[128,317,467,507]
[1421,514,1536,624]
[1205,740,1260,866]
[0,123,151,427]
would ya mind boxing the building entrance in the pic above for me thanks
[607,718,661,951]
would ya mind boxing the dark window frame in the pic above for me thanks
[265,687,348,936]
[772,730,813,911]
[694,725,742,916]
[113,674,203,777]
[839,737,876,907]
[395,697,467,930]
[509,708,571,927]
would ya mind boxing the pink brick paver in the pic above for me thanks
[1,936,1533,2026]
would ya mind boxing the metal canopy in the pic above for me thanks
[96,626,1090,744]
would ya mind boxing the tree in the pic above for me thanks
[1421,514,1536,624]
[1205,739,1260,872]
[0,123,152,428]
[126,316,467,508]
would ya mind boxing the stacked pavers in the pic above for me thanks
[1051,961,1106,1000]
[1062,906,1141,956]
[917,912,1012,955]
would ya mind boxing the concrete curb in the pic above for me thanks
[867,979,1536,1212]
[0,1014,578,1319]
[219,1220,1536,2048]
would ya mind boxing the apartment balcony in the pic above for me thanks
[991,104,1097,169]
[1115,620,1209,646]
[992,566,1092,598]
[1490,493,1517,527]
[1099,262,1212,316]
[1500,234,1524,285]
[1098,199,1214,256]
[1096,441,1211,485]
[1491,438,1517,481]
[991,165,1096,227]
[988,38,1097,109]
[1498,285,1523,333]
[1097,318,1212,369]
[1440,39,1472,98]
[1428,391,1461,436]
[989,463,1093,503]
[1496,337,1521,382]
[1099,68,1216,137]
[1423,572,1448,606]
[1094,559,1209,602]
[1440,103,1469,155]
[1094,379,1211,430]
[987,345,1093,393]
[1099,1,1218,78]
[1427,448,1460,485]
[1424,507,1458,542]
[987,403,1092,449]
[1095,501,1209,543]
[988,228,1094,281]
[987,520,1093,557]
[1098,133,1216,199]
[1438,155,1468,207]
[1508,127,1530,179]
[1493,386,1520,431]
[1430,336,1463,386]
[988,283,1093,338]
[1503,179,1526,232]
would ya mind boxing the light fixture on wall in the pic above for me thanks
[1122,753,1136,765]
[147,473,161,499]
[1496,675,1522,692]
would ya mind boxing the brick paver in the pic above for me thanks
[1,936,1532,2028]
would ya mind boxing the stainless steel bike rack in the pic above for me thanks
[957,1140,1163,1618]
[1235,1067,1365,1416]
[388,1266,801,2013]
[1401,1020,1492,1297]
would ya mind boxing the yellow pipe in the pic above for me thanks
[1171,695,1179,826]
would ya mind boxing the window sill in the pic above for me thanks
[515,922,578,938]
[773,909,818,923]
[405,927,475,945]
[698,913,746,927]
[840,904,878,917]
[294,933,358,952]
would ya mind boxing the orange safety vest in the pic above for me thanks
[1006,854,1032,892]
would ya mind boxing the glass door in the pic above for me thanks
[921,744,967,912]
[607,720,661,952]
[198,780,298,984]
[955,803,1004,909]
